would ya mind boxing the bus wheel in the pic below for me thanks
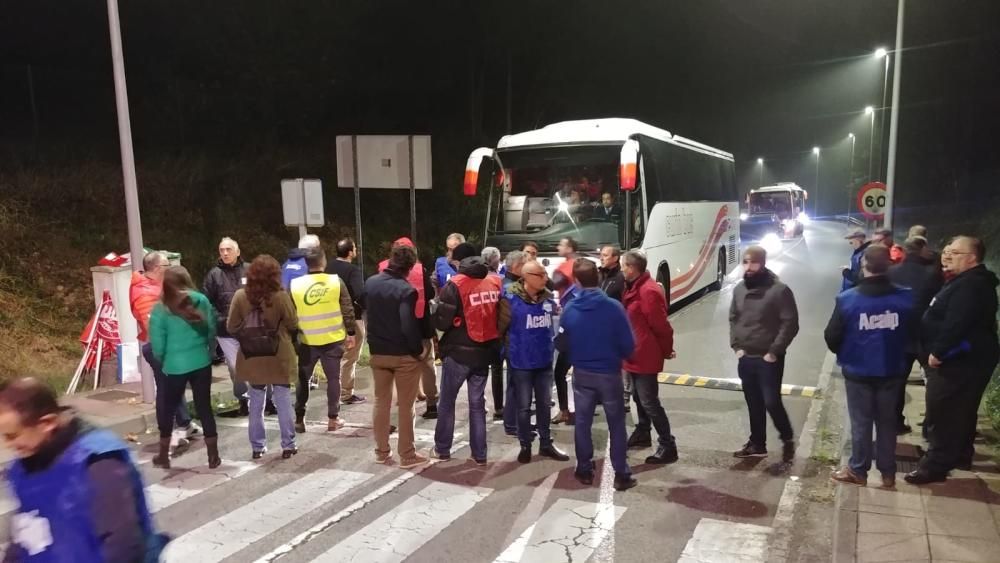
[711,249,726,291]
[656,263,672,312]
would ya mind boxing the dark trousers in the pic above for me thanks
[142,343,192,428]
[572,369,631,478]
[295,341,344,419]
[511,367,553,448]
[159,366,216,439]
[554,351,572,411]
[845,377,903,479]
[920,361,995,474]
[491,360,518,433]
[628,373,675,447]
[738,355,793,447]
[435,358,489,461]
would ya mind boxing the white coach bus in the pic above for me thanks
[463,118,739,306]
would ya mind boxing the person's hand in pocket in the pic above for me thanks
[764,353,777,363]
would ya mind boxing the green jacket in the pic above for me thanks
[150,291,218,375]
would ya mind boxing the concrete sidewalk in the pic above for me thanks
[833,379,1000,562]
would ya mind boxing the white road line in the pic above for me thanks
[498,473,558,555]
[145,459,260,513]
[494,498,626,563]
[162,468,373,563]
[255,440,470,562]
[312,481,492,562]
[678,518,771,563]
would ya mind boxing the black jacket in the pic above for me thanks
[204,258,248,337]
[599,263,626,303]
[327,259,366,317]
[730,269,799,356]
[434,256,501,369]
[364,269,423,357]
[921,264,1000,367]
[888,253,943,321]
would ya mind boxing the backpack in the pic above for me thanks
[237,304,279,358]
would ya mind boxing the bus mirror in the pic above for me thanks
[619,140,639,192]
[463,147,495,196]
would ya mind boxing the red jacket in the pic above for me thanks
[129,272,161,342]
[622,271,674,374]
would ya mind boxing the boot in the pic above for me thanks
[627,430,652,449]
[205,436,221,469]
[152,437,171,469]
[295,414,306,434]
[645,444,679,465]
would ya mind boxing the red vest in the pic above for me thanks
[450,274,502,343]
[378,260,427,319]
[556,259,575,283]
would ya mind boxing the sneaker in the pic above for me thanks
[309,376,319,390]
[831,467,867,486]
[252,449,266,460]
[375,451,393,465]
[430,450,451,461]
[341,394,367,405]
[399,454,429,469]
[328,418,345,431]
[184,421,202,439]
[169,429,189,450]
[733,442,768,458]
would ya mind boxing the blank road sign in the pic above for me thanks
[281,179,325,227]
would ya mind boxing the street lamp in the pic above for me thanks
[756,157,764,187]
[865,105,876,181]
[812,147,821,216]
[847,133,856,216]
[873,47,890,180]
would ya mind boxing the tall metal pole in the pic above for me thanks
[867,112,876,181]
[408,135,417,244]
[352,135,364,276]
[106,0,151,403]
[814,155,821,216]
[506,49,512,134]
[884,0,905,230]
[758,164,763,188]
[106,0,144,271]
[876,55,890,180]
[848,135,856,216]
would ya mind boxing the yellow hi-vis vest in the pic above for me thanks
[290,273,346,346]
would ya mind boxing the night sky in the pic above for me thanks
[2,1,999,233]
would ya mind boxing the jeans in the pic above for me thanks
[491,360,517,433]
[159,366,217,439]
[434,357,488,461]
[511,368,554,448]
[737,355,793,448]
[553,351,572,411]
[572,368,631,478]
[504,369,517,433]
[371,354,423,459]
[628,373,675,447]
[845,377,903,479]
[339,318,367,400]
[249,384,295,452]
[141,343,192,428]
[296,341,344,419]
[217,336,248,400]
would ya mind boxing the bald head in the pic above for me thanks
[521,260,549,294]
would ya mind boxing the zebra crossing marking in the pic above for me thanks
[145,459,260,513]
[162,468,372,562]
[494,498,626,563]
[313,481,492,562]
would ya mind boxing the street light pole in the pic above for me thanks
[848,133,856,216]
[756,157,764,188]
[106,0,144,272]
[812,147,821,217]
[884,0,905,230]
[865,106,876,181]
[875,48,891,180]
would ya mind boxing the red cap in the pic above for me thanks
[393,237,415,248]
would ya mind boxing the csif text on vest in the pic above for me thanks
[291,273,346,345]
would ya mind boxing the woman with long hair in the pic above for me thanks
[149,266,220,469]
[227,255,300,459]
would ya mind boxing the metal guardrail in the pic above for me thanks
[831,215,865,227]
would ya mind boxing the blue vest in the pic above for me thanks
[835,285,914,378]
[282,256,307,291]
[7,428,166,563]
[506,294,556,370]
[434,257,456,289]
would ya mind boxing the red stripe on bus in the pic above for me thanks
[669,205,729,287]
[670,216,731,301]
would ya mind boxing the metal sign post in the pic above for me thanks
[352,136,364,276]
[408,135,417,244]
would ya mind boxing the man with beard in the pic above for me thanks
[730,246,800,460]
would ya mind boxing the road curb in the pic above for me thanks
[656,372,822,397]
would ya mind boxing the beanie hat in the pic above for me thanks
[452,242,478,262]
[743,245,767,265]
[393,237,415,249]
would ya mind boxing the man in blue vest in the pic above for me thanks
[825,245,914,488]
[841,230,870,292]
[0,377,167,562]
[558,259,637,491]
[432,233,465,293]
[498,260,570,464]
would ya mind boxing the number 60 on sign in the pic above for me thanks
[857,181,887,220]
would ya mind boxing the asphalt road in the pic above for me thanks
[1,220,854,562]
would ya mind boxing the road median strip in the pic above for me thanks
[657,372,821,398]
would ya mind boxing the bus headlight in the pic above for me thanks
[740,212,749,221]
[761,232,783,254]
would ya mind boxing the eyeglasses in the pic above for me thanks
[942,250,971,257]
[524,271,546,278]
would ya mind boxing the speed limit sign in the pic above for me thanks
[858,182,887,220]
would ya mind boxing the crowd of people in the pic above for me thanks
[0,222,995,560]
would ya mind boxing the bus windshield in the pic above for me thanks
[748,191,793,218]
[486,145,625,253]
